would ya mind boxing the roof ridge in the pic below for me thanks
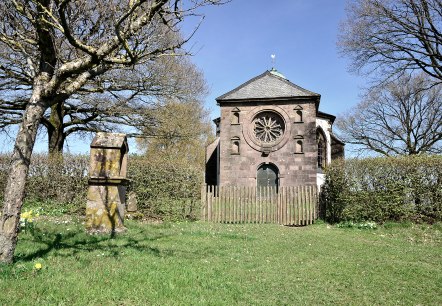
[216,70,320,102]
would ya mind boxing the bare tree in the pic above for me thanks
[337,74,442,156]
[1,55,208,154]
[0,0,226,263]
[339,0,442,84]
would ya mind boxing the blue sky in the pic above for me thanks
[1,0,364,154]
[187,0,364,119]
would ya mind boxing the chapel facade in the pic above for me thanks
[205,69,344,189]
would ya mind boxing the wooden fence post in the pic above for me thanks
[201,184,206,221]
[201,185,317,225]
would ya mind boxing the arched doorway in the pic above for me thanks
[257,163,279,188]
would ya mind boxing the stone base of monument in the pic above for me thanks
[85,178,128,234]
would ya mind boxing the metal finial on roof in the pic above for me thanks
[269,68,286,79]
[269,54,286,78]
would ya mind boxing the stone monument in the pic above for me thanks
[85,132,129,233]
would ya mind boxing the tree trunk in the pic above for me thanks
[47,103,65,156]
[48,130,65,155]
[48,124,65,156]
[0,100,47,263]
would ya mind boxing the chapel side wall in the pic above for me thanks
[218,100,317,187]
[316,118,332,165]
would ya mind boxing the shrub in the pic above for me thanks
[0,153,203,221]
[26,153,89,211]
[0,153,89,214]
[320,155,442,223]
[128,155,202,221]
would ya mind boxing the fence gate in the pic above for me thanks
[201,185,317,226]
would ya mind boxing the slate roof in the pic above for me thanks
[216,69,320,102]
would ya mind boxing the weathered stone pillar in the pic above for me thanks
[85,132,129,233]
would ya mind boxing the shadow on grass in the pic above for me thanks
[14,225,176,262]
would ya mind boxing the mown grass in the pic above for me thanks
[1,219,441,305]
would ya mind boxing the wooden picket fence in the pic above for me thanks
[201,185,318,225]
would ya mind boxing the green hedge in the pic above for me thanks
[0,154,89,214]
[128,156,202,221]
[0,153,202,221]
[320,155,442,223]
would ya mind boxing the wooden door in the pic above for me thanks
[257,164,278,188]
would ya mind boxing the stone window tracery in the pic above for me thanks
[243,107,290,153]
[253,112,285,143]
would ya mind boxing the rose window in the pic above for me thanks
[253,112,285,143]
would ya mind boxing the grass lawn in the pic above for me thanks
[1,218,441,305]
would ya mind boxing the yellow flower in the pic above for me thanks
[21,210,36,222]
[34,263,42,270]
[21,211,30,219]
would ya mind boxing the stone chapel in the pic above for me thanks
[205,68,344,189]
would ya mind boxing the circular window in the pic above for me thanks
[242,106,290,153]
[253,112,285,144]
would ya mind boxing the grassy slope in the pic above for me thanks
[1,220,441,305]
